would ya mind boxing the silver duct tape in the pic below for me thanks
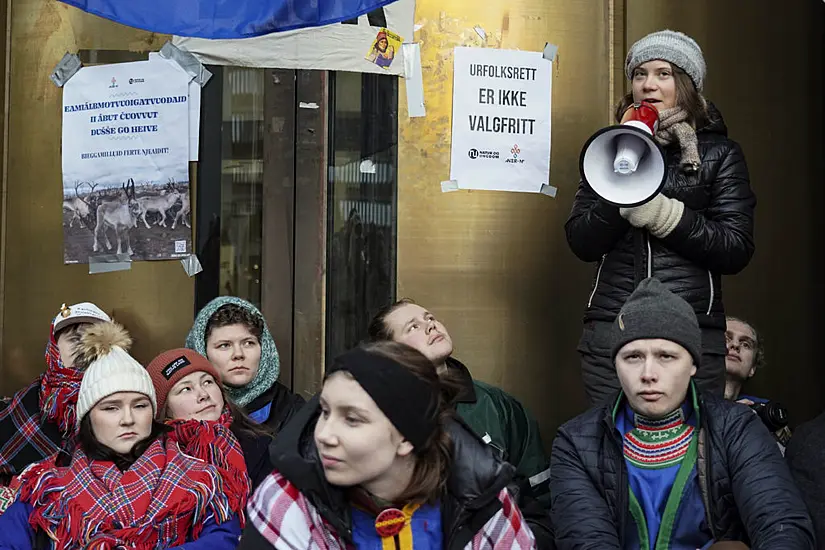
[441,180,459,193]
[539,184,558,198]
[88,253,132,274]
[180,254,203,277]
[50,53,82,87]
[542,43,558,62]
[159,41,213,87]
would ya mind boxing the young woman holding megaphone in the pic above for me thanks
[566,30,756,405]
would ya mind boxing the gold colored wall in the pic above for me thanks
[398,1,615,436]
[398,0,825,440]
[1,0,192,392]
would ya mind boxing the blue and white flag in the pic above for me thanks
[173,0,414,76]
[58,0,402,39]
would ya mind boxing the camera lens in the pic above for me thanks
[751,401,789,432]
[764,402,788,429]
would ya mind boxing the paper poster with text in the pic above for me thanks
[449,47,552,193]
[61,60,193,264]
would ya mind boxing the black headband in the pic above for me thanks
[326,347,438,449]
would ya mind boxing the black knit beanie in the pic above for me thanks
[611,277,702,366]
[326,347,438,449]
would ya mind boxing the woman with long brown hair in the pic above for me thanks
[238,341,536,549]
[566,30,756,405]
[145,348,275,503]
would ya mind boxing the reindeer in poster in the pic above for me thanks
[171,190,190,229]
[62,181,98,229]
[93,178,141,255]
[136,178,181,228]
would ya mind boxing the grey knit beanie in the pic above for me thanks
[611,277,702,366]
[625,30,706,92]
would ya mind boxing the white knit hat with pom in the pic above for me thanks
[75,322,157,426]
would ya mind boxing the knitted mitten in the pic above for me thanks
[620,194,685,238]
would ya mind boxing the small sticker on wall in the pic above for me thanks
[175,240,187,254]
[366,28,403,69]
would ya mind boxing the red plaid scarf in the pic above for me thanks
[0,323,82,483]
[39,323,84,436]
[18,436,232,549]
[166,408,250,526]
[247,472,537,549]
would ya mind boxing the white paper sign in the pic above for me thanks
[149,52,201,161]
[449,47,552,193]
[61,60,193,264]
[172,0,415,76]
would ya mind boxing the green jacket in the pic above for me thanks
[449,358,551,505]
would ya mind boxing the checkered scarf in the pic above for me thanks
[166,407,250,526]
[0,380,63,483]
[0,322,83,483]
[39,322,84,436]
[247,471,537,549]
[17,436,232,549]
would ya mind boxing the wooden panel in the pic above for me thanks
[261,68,297,390]
[397,0,613,440]
[1,1,190,392]
[292,70,327,399]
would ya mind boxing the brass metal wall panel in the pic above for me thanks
[397,0,614,438]
[1,0,190,392]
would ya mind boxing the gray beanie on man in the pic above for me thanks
[625,30,706,92]
[611,277,702,366]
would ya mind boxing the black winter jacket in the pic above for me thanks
[566,105,756,331]
[238,395,531,550]
[245,380,305,435]
[231,427,273,490]
[549,388,814,549]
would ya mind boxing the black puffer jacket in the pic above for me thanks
[239,395,537,550]
[549,388,814,549]
[565,105,756,330]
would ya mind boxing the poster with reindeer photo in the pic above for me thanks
[61,59,193,264]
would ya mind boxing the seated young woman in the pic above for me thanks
[185,297,304,433]
[0,322,241,549]
[238,341,537,550]
[146,348,275,493]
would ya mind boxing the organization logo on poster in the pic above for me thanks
[109,77,118,88]
[467,148,500,160]
[129,77,146,84]
[505,144,525,164]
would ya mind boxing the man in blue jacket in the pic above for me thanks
[549,278,813,549]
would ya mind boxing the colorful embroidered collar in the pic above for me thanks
[623,405,695,469]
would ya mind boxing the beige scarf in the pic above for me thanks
[655,107,701,173]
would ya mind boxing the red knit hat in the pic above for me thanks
[145,348,221,418]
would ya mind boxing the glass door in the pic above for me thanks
[196,68,397,397]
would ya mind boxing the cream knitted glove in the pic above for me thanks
[619,194,685,238]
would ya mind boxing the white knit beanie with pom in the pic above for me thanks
[75,322,157,426]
